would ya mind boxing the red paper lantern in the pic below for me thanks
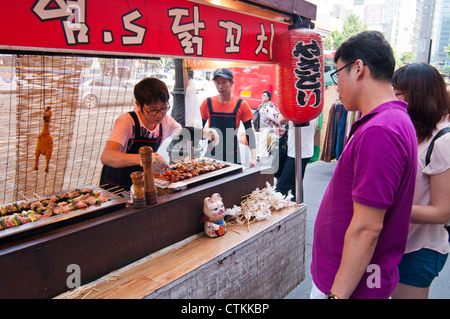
[277,27,324,125]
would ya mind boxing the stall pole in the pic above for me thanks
[294,123,309,204]
[167,58,186,162]
[171,58,186,126]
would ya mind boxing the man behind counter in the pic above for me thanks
[199,68,257,167]
[100,77,182,189]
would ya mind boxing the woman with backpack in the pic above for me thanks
[392,63,450,299]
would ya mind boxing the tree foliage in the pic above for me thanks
[325,14,368,50]
[400,51,416,66]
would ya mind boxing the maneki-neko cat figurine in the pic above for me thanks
[202,193,226,238]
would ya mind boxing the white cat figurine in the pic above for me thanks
[203,193,226,238]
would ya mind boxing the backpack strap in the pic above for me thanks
[425,127,450,166]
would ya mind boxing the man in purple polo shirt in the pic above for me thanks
[311,31,418,299]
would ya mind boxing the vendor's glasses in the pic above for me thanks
[143,102,170,116]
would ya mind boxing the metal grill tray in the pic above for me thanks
[154,160,243,190]
[0,187,127,240]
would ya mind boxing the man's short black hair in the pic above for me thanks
[134,77,170,107]
[334,31,395,82]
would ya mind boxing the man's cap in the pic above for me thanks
[213,68,234,80]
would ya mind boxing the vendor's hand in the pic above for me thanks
[151,153,169,172]
[250,149,257,167]
[202,128,220,147]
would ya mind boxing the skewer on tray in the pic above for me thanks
[0,187,112,232]
[105,189,127,198]
[153,158,229,183]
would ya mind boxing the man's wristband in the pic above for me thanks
[326,291,340,299]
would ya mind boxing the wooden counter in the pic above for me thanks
[58,205,307,299]
[0,166,274,299]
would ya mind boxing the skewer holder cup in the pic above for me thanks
[130,171,146,209]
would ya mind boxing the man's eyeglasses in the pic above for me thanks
[330,61,355,85]
[330,60,366,85]
[143,103,170,116]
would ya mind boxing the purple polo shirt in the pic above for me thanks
[311,100,417,299]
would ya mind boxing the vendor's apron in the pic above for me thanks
[99,112,163,189]
[207,97,243,164]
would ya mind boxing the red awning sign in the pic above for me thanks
[0,0,289,63]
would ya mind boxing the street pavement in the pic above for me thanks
[285,160,450,299]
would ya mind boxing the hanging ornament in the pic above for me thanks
[277,26,324,125]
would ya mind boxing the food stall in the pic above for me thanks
[0,0,319,299]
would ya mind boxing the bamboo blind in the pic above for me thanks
[15,55,82,202]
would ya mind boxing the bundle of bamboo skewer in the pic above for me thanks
[224,182,301,231]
